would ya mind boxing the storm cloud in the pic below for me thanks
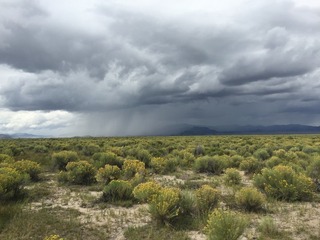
[0,0,320,136]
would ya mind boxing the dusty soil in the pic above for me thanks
[27,172,320,240]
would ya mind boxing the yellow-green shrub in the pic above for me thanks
[52,151,79,170]
[62,161,96,185]
[307,158,320,181]
[224,168,242,185]
[235,187,266,212]
[239,157,261,174]
[196,185,219,215]
[265,156,282,169]
[43,235,65,240]
[82,143,100,156]
[253,148,270,160]
[0,167,25,200]
[96,164,121,184]
[179,190,197,217]
[194,156,226,174]
[205,209,248,240]
[102,180,133,202]
[133,181,162,203]
[229,155,244,168]
[150,157,176,174]
[254,165,314,201]
[132,149,152,167]
[0,154,14,165]
[173,150,195,167]
[149,187,181,225]
[92,152,123,168]
[122,160,145,179]
[14,160,41,181]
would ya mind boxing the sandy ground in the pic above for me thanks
[28,172,320,240]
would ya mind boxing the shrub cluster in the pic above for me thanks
[96,164,121,184]
[122,160,145,179]
[235,187,266,212]
[43,235,65,240]
[194,156,226,174]
[307,158,320,181]
[239,157,261,174]
[133,181,162,203]
[92,152,123,168]
[150,157,176,174]
[103,180,133,202]
[14,160,41,181]
[149,187,181,225]
[195,185,220,215]
[224,168,242,185]
[254,165,314,201]
[52,151,78,170]
[61,161,96,185]
[0,167,25,200]
[205,208,248,240]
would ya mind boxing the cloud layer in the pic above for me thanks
[0,0,320,135]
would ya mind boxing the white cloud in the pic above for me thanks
[0,108,76,135]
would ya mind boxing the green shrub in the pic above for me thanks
[149,187,181,225]
[224,168,242,186]
[0,167,25,200]
[133,181,162,203]
[194,156,226,174]
[302,145,318,154]
[239,157,261,174]
[92,152,123,168]
[82,143,100,156]
[34,145,48,153]
[122,160,146,179]
[205,209,248,240]
[253,149,270,161]
[43,235,65,240]
[265,156,282,169]
[134,149,152,167]
[96,164,121,184]
[172,150,195,167]
[273,149,286,159]
[254,165,314,201]
[102,180,133,202]
[129,172,145,187]
[62,161,96,185]
[195,185,219,215]
[229,155,244,168]
[184,152,196,167]
[258,217,282,239]
[235,187,266,212]
[0,154,14,165]
[150,157,176,174]
[179,190,196,217]
[307,158,320,181]
[13,160,41,181]
[52,151,79,171]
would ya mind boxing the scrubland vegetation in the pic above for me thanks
[1,135,320,239]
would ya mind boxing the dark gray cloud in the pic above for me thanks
[0,0,320,135]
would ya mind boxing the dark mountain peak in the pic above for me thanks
[179,126,217,136]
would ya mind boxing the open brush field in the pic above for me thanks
[1,135,320,240]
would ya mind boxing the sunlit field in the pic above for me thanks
[1,135,320,240]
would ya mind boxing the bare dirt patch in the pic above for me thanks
[29,176,151,240]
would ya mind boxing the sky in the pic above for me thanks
[0,0,320,136]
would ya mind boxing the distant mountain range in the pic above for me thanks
[177,124,320,136]
[1,124,320,139]
[0,133,48,139]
